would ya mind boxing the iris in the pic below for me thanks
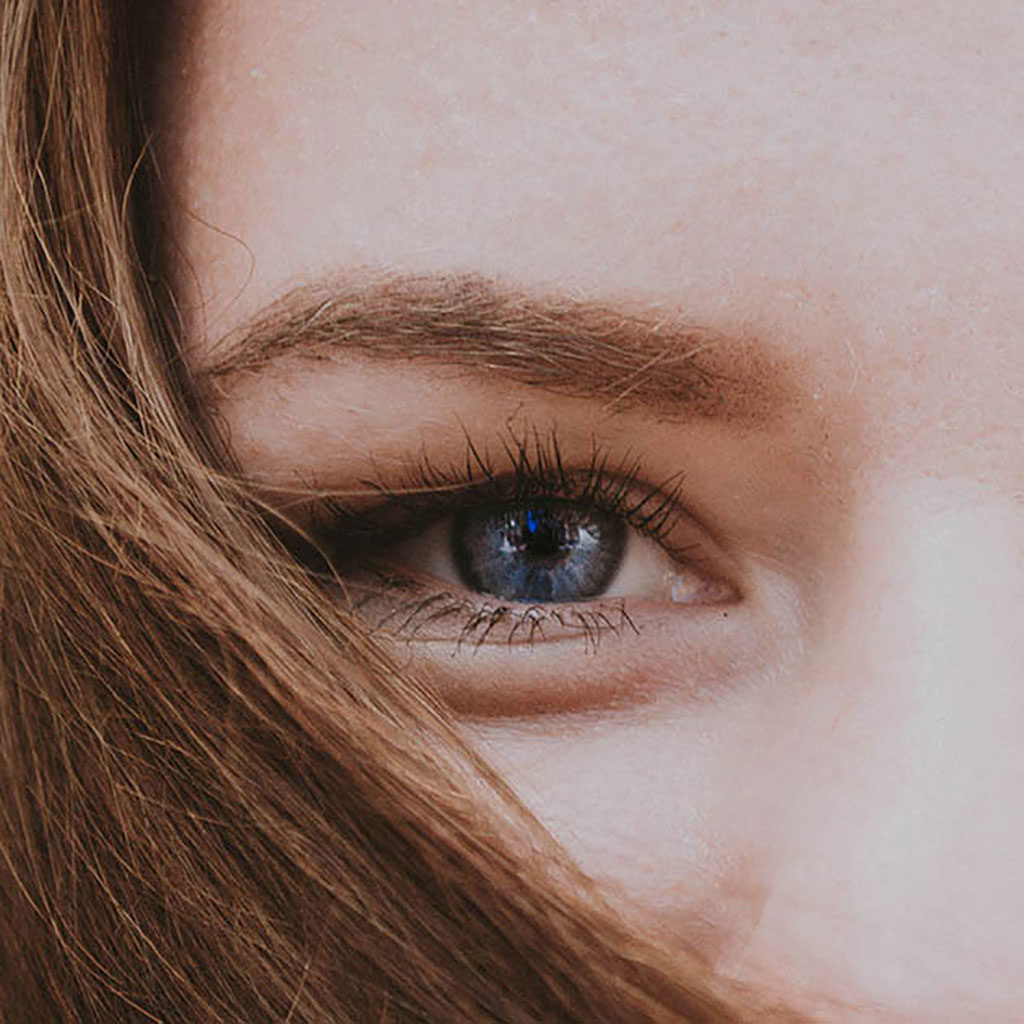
[451,501,626,602]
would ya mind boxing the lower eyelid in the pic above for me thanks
[324,562,755,716]
[384,598,757,717]
[339,560,739,652]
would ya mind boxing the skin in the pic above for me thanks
[162,2,1024,1018]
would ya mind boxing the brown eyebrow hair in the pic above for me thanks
[198,272,790,422]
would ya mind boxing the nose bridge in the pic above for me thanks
[750,485,1024,1007]
[837,485,1024,775]
[860,487,1024,711]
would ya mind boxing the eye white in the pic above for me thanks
[600,530,734,604]
[391,516,733,605]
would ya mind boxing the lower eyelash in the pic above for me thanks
[347,574,640,653]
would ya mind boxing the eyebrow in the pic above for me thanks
[197,272,790,422]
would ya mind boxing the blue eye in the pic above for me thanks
[451,501,626,603]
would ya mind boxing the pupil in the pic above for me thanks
[514,508,575,563]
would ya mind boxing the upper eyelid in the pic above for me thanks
[303,448,691,566]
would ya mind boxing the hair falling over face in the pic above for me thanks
[0,3,790,1021]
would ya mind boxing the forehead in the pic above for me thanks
[163,0,1024,459]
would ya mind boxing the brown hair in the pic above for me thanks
[0,2,783,1020]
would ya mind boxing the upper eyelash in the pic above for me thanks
[302,426,690,567]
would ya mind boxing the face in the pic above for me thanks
[161,2,1024,1018]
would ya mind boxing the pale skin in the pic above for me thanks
[162,2,1024,1019]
